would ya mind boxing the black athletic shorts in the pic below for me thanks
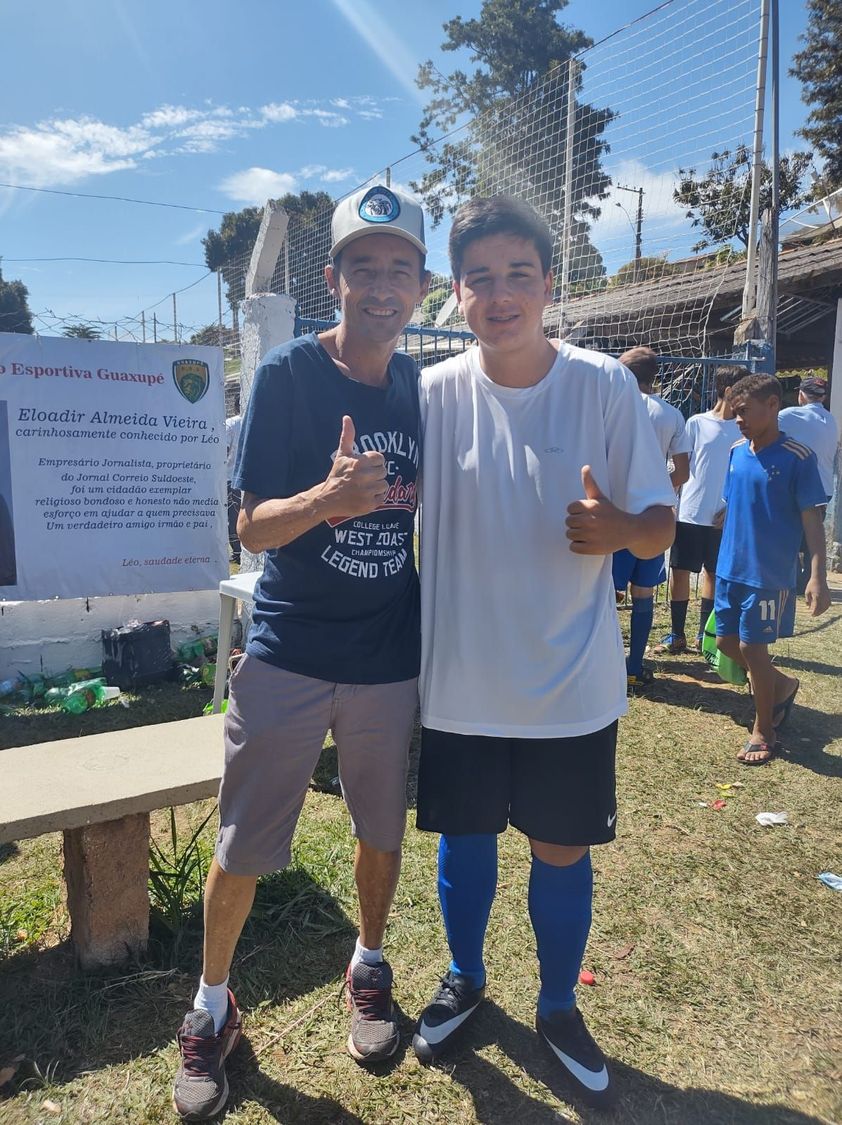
[416,721,618,846]
[669,521,722,574]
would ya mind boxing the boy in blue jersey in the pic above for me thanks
[715,374,830,765]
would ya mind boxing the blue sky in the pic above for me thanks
[0,0,815,339]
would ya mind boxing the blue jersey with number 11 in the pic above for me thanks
[716,433,825,591]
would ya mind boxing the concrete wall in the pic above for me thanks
[0,590,220,681]
[237,293,297,614]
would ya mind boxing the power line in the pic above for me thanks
[4,257,206,267]
[0,181,226,215]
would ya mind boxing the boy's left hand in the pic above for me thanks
[566,466,630,555]
[804,576,831,617]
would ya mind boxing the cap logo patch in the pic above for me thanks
[359,187,400,224]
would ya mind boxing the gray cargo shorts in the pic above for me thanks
[216,654,418,875]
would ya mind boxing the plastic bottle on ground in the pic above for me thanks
[60,680,121,714]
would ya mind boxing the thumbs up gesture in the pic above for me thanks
[566,465,629,555]
[323,415,388,518]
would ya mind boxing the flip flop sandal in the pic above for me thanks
[773,683,800,732]
[738,739,776,766]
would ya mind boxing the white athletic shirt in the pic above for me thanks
[642,394,692,462]
[778,403,838,499]
[676,410,741,526]
[419,343,676,738]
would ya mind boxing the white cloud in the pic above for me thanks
[175,221,208,246]
[0,117,153,186]
[302,109,349,128]
[322,167,354,183]
[176,118,245,153]
[588,160,687,239]
[261,102,298,123]
[219,167,298,204]
[221,163,355,203]
[0,97,390,190]
[141,105,203,129]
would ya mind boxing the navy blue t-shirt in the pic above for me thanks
[717,432,826,591]
[234,334,420,684]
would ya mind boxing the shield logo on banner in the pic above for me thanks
[173,360,210,404]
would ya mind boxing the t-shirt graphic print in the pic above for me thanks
[235,335,420,685]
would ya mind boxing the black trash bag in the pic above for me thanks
[102,619,174,690]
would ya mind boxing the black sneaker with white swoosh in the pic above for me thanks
[536,1006,616,1109]
[412,970,486,1064]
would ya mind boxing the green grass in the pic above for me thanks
[1,586,840,1123]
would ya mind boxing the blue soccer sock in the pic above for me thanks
[529,851,593,1018]
[628,595,654,676]
[438,833,498,989]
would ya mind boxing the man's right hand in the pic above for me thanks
[322,416,388,518]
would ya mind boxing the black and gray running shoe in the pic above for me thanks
[172,991,242,1121]
[346,960,400,1062]
[412,970,486,1064]
[536,1006,616,1109]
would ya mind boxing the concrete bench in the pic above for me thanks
[0,714,225,969]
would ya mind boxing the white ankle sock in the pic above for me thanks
[193,975,230,1034]
[352,937,383,967]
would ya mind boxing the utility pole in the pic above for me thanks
[172,293,178,344]
[217,270,224,349]
[141,311,146,343]
[616,183,644,281]
[560,57,579,317]
[741,0,771,320]
[153,312,158,343]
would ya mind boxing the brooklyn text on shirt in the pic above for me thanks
[330,429,419,467]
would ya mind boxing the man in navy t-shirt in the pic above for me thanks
[715,373,830,766]
[173,185,430,1120]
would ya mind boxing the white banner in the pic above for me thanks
[0,333,228,601]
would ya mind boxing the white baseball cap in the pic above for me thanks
[330,184,427,259]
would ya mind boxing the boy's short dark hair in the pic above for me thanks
[713,365,744,399]
[730,373,783,404]
[449,196,553,279]
[618,346,658,386]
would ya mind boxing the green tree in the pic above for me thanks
[0,268,33,334]
[411,0,613,285]
[62,323,101,340]
[203,190,335,321]
[189,324,222,347]
[418,271,453,325]
[420,288,452,326]
[674,146,811,252]
[609,256,674,287]
[791,0,842,198]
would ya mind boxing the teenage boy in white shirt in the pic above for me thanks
[656,366,742,654]
[612,346,690,688]
[412,196,675,1109]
